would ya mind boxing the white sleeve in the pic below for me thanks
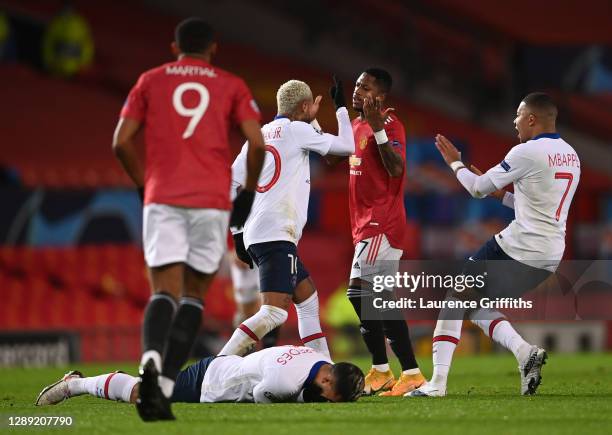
[455,168,499,198]
[230,143,248,201]
[327,107,354,156]
[485,144,533,189]
[252,378,298,403]
[252,381,274,403]
[502,191,515,209]
[290,108,354,156]
[229,144,249,235]
[310,118,322,133]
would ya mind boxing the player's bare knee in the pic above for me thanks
[183,265,214,299]
[262,292,292,311]
[293,277,316,304]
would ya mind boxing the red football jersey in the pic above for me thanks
[349,113,407,248]
[120,57,260,209]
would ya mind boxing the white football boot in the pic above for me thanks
[520,346,547,395]
[35,370,83,406]
[405,382,446,397]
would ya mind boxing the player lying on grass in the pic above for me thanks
[36,346,364,405]
[409,92,580,398]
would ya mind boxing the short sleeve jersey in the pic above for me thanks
[120,57,260,209]
[349,113,408,248]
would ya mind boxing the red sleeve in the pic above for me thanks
[231,78,261,125]
[120,73,148,121]
[384,117,407,161]
[227,231,235,250]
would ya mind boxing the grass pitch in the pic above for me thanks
[1,353,611,435]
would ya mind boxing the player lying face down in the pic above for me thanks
[36,346,365,405]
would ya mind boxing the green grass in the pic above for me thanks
[1,353,612,435]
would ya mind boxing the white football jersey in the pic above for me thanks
[485,133,580,271]
[232,108,352,248]
[200,345,332,403]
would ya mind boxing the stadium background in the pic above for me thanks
[0,0,610,366]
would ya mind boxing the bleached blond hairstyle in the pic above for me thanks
[276,80,313,115]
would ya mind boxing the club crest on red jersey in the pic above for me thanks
[359,137,368,150]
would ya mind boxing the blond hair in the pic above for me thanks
[276,80,313,115]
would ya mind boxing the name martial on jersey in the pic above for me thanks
[121,57,261,210]
[165,64,217,77]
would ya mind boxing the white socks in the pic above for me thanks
[431,318,462,387]
[68,372,138,402]
[470,309,531,363]
[373,363,390,372]
[219,293,330,359]
[295,292,330,359]
[158,376,175,399]
[140,350,162,373]
[138,349,175,398]
[219,304,288,356]
[493,321,532,363]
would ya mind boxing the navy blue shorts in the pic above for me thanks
[463,237,551,298]
[248,241,310,294]
[171,356,216,403]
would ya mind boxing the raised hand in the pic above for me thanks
[329,75,346,110]
[363,96,394,132]
[434,134,462,166]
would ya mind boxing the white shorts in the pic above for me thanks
[143,204,229,274]
[349,233,402,290]
[230,261,260,304]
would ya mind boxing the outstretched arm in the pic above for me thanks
[324,75,354,157]
[435,134,500,198]
[470,164,514,208]
[326,107,354,155]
